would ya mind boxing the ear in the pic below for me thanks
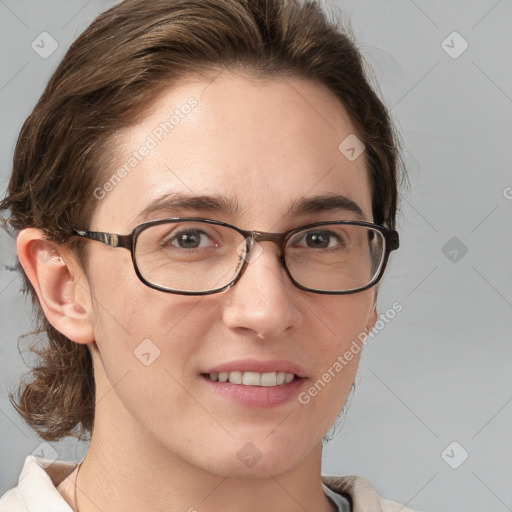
[365,292,378,333]
[16,228,94,344]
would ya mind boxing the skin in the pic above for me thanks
[17,70,378,512]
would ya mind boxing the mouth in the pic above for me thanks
[200,358,307,409]
[200,360,307,408]
[203,371,297,386]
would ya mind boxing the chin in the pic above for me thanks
[206,453,303,480]
[201,434,314,479]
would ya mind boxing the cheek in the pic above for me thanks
[87,250,216,382]
[309,291,375,354]
[297,292,374,417]
[88,281,219,436]
[91,282,212,363]
[88,245,195,339]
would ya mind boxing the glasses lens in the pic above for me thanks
[134,221,247,293]
[285,224,385,292]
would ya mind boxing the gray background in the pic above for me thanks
[1,1,511,510]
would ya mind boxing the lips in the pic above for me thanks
[200,359,307,407]
[203,359,307,379]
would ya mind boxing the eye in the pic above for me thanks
[292,229,345,250]
[166,228,218,250]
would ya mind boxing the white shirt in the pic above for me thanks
[0,456,419,512]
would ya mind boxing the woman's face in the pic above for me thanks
[83,71,377,477]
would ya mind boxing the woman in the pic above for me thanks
[0,0,412,510]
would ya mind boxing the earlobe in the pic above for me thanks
[16,228,94,345]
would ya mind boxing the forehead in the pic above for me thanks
[91,71,373,231]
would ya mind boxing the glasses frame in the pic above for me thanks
[72,217,399,296]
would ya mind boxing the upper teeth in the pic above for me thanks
[208,371,295,386]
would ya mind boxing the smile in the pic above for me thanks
[207,371,296,386]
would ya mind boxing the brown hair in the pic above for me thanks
[1,0,403,441]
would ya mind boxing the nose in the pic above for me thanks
[222,241,303,340]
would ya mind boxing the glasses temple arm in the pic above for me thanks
[72,229,133,249]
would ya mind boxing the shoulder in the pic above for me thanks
[0,455,77,512]
[322,475,422,512]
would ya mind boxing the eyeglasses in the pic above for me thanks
[72,218,399,295]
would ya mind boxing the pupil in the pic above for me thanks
[306,231,329,248]
[178,231,200,248]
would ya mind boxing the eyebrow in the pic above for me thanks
[134,193,245,224]
[285,194,365,219]
[133,192,365,225]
